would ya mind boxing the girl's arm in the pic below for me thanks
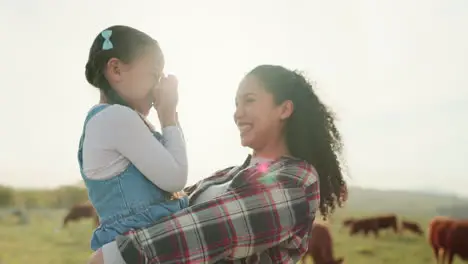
[87,104,188,192]
[163,111,186,160]
[110,161,319,264]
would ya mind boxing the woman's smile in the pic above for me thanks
[237,122,253,135]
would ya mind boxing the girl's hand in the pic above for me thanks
[153,74,178,127]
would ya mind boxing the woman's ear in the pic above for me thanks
[279,100,294,120]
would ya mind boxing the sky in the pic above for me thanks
[0,0,467,196]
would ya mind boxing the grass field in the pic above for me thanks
[1,187,467,264]
[0,210,441,264]
[0,210,92,264]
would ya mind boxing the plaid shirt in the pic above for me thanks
[115,155,319,264]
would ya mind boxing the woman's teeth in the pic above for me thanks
[238,124,252,133]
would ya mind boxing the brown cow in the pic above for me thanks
[342,218,354,228]
[349,214,398,237]
[428,216,456,264]
[374,214,398,233]
[401,220,423,236]
[302,223,344,264]
[63,202,99,228]
[444,220,468,264]
[349,218,379,237]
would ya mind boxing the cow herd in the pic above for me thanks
[299,214,468,264]
[341,214,422,237]
[61,204,468,264]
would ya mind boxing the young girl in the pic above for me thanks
[78,25,188,251]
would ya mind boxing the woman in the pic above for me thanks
[89,64,346,264]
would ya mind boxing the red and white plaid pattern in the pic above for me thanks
[115,155,320,264]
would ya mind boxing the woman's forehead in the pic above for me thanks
[238,75,264,94]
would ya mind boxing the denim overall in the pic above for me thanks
[78,104,188,250]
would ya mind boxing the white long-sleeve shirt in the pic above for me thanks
[82,104,188,193]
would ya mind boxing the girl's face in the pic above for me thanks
[107,45,164,116]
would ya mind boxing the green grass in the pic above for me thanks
[2,184,468,264]
[0,210,93,264]
[0,210,447,264]
[303,216,435,264]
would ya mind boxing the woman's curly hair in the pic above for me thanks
[248,65,347,219]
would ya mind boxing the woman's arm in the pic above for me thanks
[112,162,319,264]
[87,104,188,192]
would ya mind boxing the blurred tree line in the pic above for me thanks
[0,184,88,209]
[437,204,468,219]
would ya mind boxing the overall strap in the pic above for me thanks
[136,112,164,143]
[77,104,111,167]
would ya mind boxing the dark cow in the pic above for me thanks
[444,220,468,264]
[302,223,344,264]
[401,220,423,236]
[428,216,455,264]
[63,202,99,228]
[374,214,398,233]
[349,217,379,237]
[349,214,398,237]
[342,218,354,228]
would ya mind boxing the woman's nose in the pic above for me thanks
[233,106,244,123]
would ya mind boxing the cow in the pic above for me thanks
[342,218,354,228]
[401,220,423,236]
[302,223,344,264]
[349,217,379,237]
[374,214,398,233]
[444,220,468,264]
[349,214,398,237]
[63,202,99,228]
[428,216,456,264]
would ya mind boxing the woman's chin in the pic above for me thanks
[240,137,253,148]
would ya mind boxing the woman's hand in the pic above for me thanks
[87,249,104,264]
[153,74,178,127]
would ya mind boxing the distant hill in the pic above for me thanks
[71,182,467,217]
[342,186,468,217]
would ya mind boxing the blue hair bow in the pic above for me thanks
[101,30,113,50]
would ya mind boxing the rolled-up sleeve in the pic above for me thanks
[115,162,319,264]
